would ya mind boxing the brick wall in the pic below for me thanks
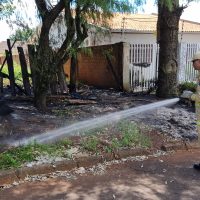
[64,42,124,90]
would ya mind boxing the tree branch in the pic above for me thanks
[35,0,48,20]
[48,0,65,25]
[53,1,75,66]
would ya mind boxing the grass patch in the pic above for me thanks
[1,62,31,86]
[0,139,73,170]
[82,127,105,136]
[81,121,151,154]
[81,136,99,153]
[0,121,151,170]
[117,121,151,148]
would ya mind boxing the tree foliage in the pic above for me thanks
[0,0,15,20]
[9,27,35,42]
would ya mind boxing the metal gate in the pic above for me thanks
[129,43,159,92]
[179,43,200,82]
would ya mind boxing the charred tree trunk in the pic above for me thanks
[156,0,184,98]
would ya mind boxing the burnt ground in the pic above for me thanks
[0,87,197,149]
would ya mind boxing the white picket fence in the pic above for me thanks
[129,42,200,92]
[129,43,159,92]
[178,43,200,82]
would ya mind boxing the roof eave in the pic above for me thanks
[111,29,154,33]
[111,29,200,34]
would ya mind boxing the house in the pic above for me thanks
[64,13,200,92]
[85,13,200,46]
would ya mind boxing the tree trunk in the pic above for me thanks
[50,73,58,95]
[34,38,53,111]
[156,1,183,98]
[34,90,47,111]
[57,64,68,94]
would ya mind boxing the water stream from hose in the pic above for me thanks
[9,98,179,147]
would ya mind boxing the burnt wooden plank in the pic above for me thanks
[0,71,26,95]
[17,47,31,96]
[5,50,16,96]
[28,45,36,93]
[0,40,17,73]
[0,77,3,94]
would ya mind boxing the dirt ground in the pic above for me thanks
[0,88,167,144]
[1,149,200,200]
[0,87,196,149]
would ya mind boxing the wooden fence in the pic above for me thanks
[0,39,31,96]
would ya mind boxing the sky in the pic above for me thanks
[0,0,200,42]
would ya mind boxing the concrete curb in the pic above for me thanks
[0,142,199,186]
[0,148,151,185]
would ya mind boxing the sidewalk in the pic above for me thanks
[1,149,200,200]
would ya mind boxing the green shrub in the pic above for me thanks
[178,81,197,94]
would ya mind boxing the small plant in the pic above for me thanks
[83,127,104,136]
[178,81,197,94]
[117,121,151,148]
[57,138,73,148]
[105,138,120,153]
[81,136,99,153]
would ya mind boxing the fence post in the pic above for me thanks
[122,42,131,92]
[0,77,3,94]
[6,49,16,96]
[28,45,36,94]
[17,47,31,96]
[178,42,187,83]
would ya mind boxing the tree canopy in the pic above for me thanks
[0,0,15,20]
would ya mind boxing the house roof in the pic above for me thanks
[108,13,200,33]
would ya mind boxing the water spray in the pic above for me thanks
[5,98,180,147]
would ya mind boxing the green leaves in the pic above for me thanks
[0,0,15,20]
[9,27,35,42]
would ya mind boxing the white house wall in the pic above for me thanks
[179,32,200,43]
[87,31,200,46]
[110,32,157,44]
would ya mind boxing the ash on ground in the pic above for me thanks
[131,103,197,140]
